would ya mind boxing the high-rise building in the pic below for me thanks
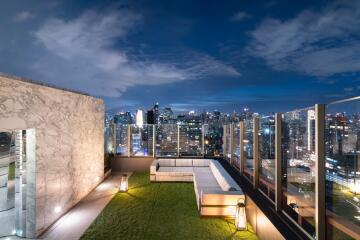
[114,111,132,124]
[160,107,173,123]
[136,109,144,128]
[178,112,203,156]
[154,102,160,124]
[147,109,155,124]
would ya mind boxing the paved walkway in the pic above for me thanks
[39,172,131,240]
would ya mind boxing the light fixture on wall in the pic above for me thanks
[235,198,247,231]
[54,206,62,213]
[119,174,128,192]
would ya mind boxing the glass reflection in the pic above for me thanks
[179,124,202,157]
[130,124,154,156]
[259,115,276,202]
[326,99,360,240]
[244,119,254,182]
[233,123,241,168]
[282,109,316,238]
[156,124,178,157]
[0,132,15,237]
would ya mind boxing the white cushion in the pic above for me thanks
[210,161,232,191]
[192,159,210,167]
[193,167,209,173]
[155,175,193,182]
[158,159,176,167]
[209,161,240,191]
[173,167,193,173]
[152,158,240,192]
[156,171,192,176]
[222,173,240,191]
[194,173,218,188]
[175,158,193,167]
[157,167,174,172]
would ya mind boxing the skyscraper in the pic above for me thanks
[136,109,144,128]
[147,109,155,124]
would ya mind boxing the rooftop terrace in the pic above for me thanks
[106,96,360,240]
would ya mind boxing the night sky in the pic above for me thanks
[1,0,359,114]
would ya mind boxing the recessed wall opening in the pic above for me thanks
[0,129,35,238]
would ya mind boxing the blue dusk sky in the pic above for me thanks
[0,0,359,114]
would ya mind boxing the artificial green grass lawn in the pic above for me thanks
[81,172,258,240]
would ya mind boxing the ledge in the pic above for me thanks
[218,158,310,240]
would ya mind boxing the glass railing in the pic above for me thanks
[156,124,178,157]
[203,123,223,156]
[259,115,276,202]
[131,125,154,156]
[115,124,130,156]
[179,124,202,157]
[224,124,232,160]
[325,97,360,240]
[282,108,316,238]
[233,123,241,168]
[111,123,209,157]
[244,119,254,182]
[106,96,360,240]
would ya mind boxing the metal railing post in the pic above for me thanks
[113,123,116,154]
[315,104,326,240]
[240,121,245,174]
[275,113,282,211]
[223,125,227,158]
[253,117,259,189]
[127,124,131,157]
[230,123,234,165]
[202,125,205,157]
[177,125,180,157]
[152,124,156,158]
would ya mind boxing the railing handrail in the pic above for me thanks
[328,95,360,105]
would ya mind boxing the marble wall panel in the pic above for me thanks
[0,74,104,236]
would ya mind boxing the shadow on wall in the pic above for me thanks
[246,196,285,240]
[112,156,155,172]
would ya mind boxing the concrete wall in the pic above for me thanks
[246,196,285,240]
[0,74,104,236]
[112,156,154,172]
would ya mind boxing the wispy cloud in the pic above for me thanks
[247,0,360,77]
[230,11,251,22]
[33,8,239,97]
[13,11,36,22]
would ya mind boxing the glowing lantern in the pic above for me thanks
[235,198,247,231]
[119,174,128,192]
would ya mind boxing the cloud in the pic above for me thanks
[265,1,277,8]
[13,11,36,22]
[247,0,360,76]
[33,8,239,97]
[230,11,251,22]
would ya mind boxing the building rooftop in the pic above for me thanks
[0,72,91,97]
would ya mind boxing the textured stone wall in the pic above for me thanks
[0,74,104,236]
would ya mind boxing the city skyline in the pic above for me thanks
[1,0,360,113]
